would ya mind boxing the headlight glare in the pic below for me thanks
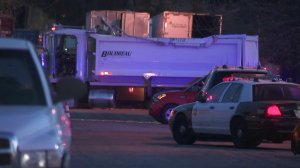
[20,150,63,168]
[47,150,63,168]
[21,151,46,168]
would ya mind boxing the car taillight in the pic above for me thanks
[265,105,282,117]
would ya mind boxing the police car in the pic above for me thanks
[169,78,300,148]
[149,66,270,124]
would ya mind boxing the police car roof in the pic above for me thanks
[227,79,296,86]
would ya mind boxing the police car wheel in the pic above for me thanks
[172,115,196,145]
[231,119,253,148]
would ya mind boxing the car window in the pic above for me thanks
[206,82,230,102]
[253,84,300,101]
[222,83,242,102]
[0,49,46,105]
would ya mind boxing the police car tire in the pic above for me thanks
[232,119,252,148]
[172,115,196,145]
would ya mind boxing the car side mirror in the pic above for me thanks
[195,93,207,103]
[55,77,87,102]
[190,85,201,92]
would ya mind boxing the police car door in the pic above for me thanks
[211,83,242,135]
[192,82,230,134]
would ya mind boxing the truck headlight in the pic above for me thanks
[152,93,166,102]
[21,150,63,168]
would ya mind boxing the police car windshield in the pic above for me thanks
[0,49,46,105]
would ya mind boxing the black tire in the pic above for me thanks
[172,115,196,145]
[291,134,296,154]
[161,104,178,124]
[231,119,260,148]
[291,133,300,155]
[61,153,70,168]
[248,138,262,148]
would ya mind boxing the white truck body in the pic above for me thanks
[90,33,259,87]
[43,28,260,106]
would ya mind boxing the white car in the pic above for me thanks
[169,79,300,148]
[0,38,86,167]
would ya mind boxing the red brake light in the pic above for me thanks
[100,71,112,76]
[207,95,213,101]
[266,105,282,117]
[51,26,56,31]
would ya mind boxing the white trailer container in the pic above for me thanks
[86,10,124,30]
[121,12,150,37]
[43,28,259,107]
[151,11,194,38]
[86,10,150,37]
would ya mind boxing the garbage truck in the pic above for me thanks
[42,26,260,107]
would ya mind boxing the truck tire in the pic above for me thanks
[161,104,178,124]
[172,115,196,145]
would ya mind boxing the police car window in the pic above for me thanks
[222,83,242,102]
[0,49,46,105]
[206,82,230,102]
[286,85,300,100]
[253,84,300,101]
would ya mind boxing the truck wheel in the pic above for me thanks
[161,104,177,124]
[172,115,196,145]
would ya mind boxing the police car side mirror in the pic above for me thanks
[195,94,207,103]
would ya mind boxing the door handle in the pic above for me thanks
[230,106,234,110]
[210,106,214,109]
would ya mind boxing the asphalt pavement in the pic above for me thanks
[69,108,157,123]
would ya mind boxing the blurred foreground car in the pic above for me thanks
[149,66,270,124]
[169,79,300,148]
[0,38,86,167]
[291,122,300,154]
